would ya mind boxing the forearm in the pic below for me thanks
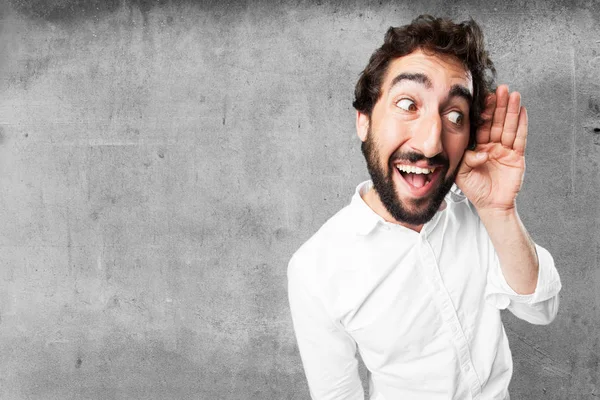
[479,207,539,294]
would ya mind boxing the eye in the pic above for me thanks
[396,98,417,112]
[447,111,464,126]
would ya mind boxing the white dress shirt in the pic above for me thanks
[288,181,561,400]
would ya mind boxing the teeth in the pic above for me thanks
[396,165,435,174]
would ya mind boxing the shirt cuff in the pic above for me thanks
[485,243,562,310]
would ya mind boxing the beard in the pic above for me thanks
[361,130,458,226]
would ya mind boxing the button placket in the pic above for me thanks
[419,236,482,399]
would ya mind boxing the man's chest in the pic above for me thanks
[325,229,491,365]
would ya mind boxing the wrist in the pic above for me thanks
[477,205,518,223]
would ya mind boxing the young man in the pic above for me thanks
[288,15,561,400]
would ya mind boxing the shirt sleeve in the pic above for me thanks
[288,253,364,400]
[485,242,562,325]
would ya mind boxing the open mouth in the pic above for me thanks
[394,164,444,196]
[396,165,436,187]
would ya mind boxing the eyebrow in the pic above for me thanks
[389,72,473,105]
[448,84,473,105]
[390,73,432,89]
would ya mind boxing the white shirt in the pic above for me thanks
[288,181,561,400]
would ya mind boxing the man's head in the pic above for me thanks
[353,15,496,226]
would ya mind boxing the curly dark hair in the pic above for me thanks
[353,15,496,148]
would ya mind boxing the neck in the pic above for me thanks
[362,187,424,233]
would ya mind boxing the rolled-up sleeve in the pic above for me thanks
[288,252,364,400]
[485,243,562,325]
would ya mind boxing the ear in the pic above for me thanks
[356,111,370,142]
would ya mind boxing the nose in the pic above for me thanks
[413,113,443,158]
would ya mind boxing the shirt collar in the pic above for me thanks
[349,180,386,236]
[349,180,467,236]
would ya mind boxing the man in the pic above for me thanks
[287,15,561,400]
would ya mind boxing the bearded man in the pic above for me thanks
[287,15,561,400]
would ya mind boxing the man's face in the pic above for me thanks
[357,49,473,225]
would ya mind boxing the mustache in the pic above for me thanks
[390,151,449,167]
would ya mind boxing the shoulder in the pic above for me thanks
[288,204,359,286]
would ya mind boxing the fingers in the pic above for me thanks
[480,85,526,152]
[513,106,528,155]
[500,92,521,148]
[476,93,496,144]
[489,85,509,143]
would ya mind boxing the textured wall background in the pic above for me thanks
[0,0,598,399]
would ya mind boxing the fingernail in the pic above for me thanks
[476,152,487,159]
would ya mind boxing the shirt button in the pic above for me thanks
[465,364,471,372]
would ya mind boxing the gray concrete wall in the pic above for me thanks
[0,0,597,398]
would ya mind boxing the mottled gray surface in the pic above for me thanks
[0,0,598,398]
